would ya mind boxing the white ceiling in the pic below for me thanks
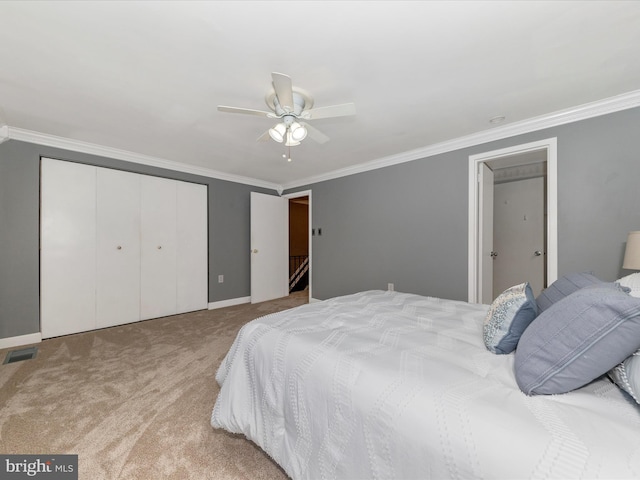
[1,1,640,189]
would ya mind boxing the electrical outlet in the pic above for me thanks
[388,283,394,292]
[218,275,224,283]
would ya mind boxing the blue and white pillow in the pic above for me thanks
[609,349,640,404]
[483,282,538,355]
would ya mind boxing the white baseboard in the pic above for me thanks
[208,296,251,310]
[310,297,322,303]
[0,332,42,350]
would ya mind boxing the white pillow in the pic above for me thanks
[616,272,640,298]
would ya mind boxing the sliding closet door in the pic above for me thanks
[41,159,97,338]
[176,182,208,313]
[140,176,177,320]
[96,168,141,328]
[42,160,207,336]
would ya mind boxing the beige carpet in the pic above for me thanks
[0,292,309,479]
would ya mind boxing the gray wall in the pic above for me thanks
[3,106,640,339]
[288,107,640,301]
[0,140,273,339]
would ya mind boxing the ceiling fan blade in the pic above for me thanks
[218,106,275,118]
[302,103,356,120]
[271,72,294,113]
[301,122,330,144]
[256,129,272,142]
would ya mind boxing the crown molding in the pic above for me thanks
[0,125,9,145]
[4,89,640,193]
[282,89,640,190]
[4,126,280,191]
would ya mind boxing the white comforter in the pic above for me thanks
[211,290,640,479]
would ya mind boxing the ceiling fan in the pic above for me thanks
[218,72,356,147]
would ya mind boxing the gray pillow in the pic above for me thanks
[483,282,538,354]
[609,349,640,404]
[515,283,640,395]
[535,272,602,313]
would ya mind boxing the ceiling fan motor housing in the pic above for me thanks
[269,91,311,118]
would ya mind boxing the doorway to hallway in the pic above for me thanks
[289,196,309,294]
[468,138,558,304]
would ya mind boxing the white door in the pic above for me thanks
[478,163,494,304]
[41,159,97,338]
[176,181,208,313]
[493,177,545,297]
[96,168,141,328]
[140,176,177,319]
[250,192,288,303]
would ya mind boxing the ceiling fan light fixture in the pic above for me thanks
[269,123,286,142]
[284,131,300,147]
[290,122,307,142]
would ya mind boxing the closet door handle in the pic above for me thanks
[117,245,122,250]
[157,246,162,250]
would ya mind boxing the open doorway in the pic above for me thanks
[250,191,312,303]
[289,196,309,295]
[468,138,557,304]
[284,190,312,301]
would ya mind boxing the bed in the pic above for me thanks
[211,287,640,479]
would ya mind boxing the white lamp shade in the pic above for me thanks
[623,231,640,270]
[290,122,307,142]
[269,123,286,143]
[284,131,300,147]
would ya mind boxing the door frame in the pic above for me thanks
[468,138,557,303]
[283,190,312,300]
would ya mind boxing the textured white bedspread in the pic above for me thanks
[211,290,640,479]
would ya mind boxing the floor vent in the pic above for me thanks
[3,347,38,365]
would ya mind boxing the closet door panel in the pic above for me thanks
[41,159,97,338]
[176,182,208,313]
[96,169,141,328]
[140,176,177,320]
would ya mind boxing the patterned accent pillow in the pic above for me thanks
[483,282,538,355]
[609,350,640,404]
[609,349,640,404]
